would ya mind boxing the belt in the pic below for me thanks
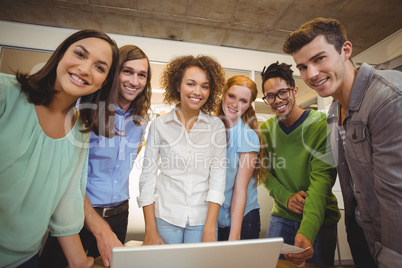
[94,200,129,218]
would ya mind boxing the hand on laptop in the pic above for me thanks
[284,233,314,267]
[95,228,123,267]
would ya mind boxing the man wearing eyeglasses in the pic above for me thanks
[260,61,340,266]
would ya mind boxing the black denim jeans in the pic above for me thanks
[17,254,39,268]
[218,208,260,241]
[38,209,128,267]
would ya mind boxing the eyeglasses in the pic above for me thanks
[262,88,293,105]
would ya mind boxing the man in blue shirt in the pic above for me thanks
[39,45,152,267]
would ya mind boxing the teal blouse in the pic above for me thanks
[0,73,89,267]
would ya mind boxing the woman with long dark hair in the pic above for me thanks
[0,29,119,268]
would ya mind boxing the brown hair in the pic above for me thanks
[16,29,119,137]
[117,45,152,125]
[215,75,267,185]
[283,17,348,55]
[161,55,225,114]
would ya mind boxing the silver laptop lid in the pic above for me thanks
[111,237,283,268]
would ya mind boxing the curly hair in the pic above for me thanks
[261,61,295,95]
[215,75,268,185]
[161,55,225,114]
[117,45,152,125]
[283,17,348,55]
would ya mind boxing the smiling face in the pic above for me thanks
[222,85,251,127]
[293,35,351,99]
[55,37,113,98]
[117,58,148,111]
[263,77,297,121]
[178,66,210,114]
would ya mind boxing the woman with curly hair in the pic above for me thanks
[215,75,267,241]
[137,55,227,244]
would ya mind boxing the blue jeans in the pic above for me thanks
[267,215,337,266]
[156,218,214,244]
[218,208,261,241]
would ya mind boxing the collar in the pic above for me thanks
[348,63,375,112]
[165,105,210,124]
[278,110,310,134]
[327,99,339,125]
[115,104,134,116]
[228,117,244,131]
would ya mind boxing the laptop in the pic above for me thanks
[111,237,283,268]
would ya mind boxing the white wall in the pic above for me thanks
[352,28,402,66]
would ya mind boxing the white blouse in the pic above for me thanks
[137,108,226,227]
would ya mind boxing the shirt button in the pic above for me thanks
[116,165,119,168]
[114,180,117,183]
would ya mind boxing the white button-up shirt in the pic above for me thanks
[137,108,226,227]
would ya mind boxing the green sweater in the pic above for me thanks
[260,110,340,243]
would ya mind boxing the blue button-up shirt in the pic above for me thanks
[86,105,147,207]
